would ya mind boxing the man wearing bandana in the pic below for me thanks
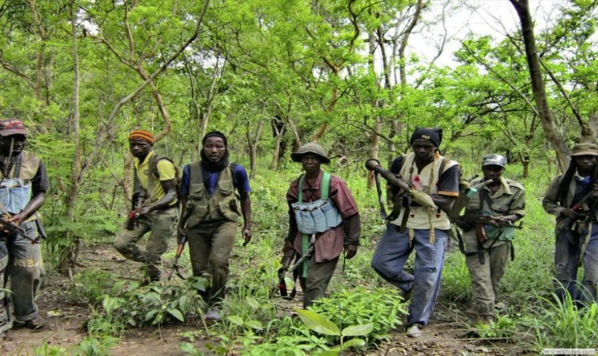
[371,127,460,338]
[178,131,252,321]
[543,143,598,306]
[114,130,179,284]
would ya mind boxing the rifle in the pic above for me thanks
[365,159,437,210]
[458,214,523,264]
[125,192,143,230]
[277,248,296,299]
[288,242,315,274]
[0,215,39,243]
[168,236,187,280]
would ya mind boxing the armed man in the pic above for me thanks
[543,143,598,305]
[114,130,179,284]
[0,119,49,332]
[283,143,361,309]
[370,127,459,338]
[456,154,525,323]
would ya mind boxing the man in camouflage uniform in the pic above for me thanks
[457,154,525,322]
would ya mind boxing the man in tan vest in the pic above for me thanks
[0,119,49,332]
[371,127,460,338]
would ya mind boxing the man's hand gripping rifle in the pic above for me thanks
[0,215,39,243]
[365,159,437,231]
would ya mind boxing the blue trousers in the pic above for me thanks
[371,224,447,326]
[554,222,598,305]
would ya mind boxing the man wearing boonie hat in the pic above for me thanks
[114,130,179,284]
[457,154,525,323]
[543,142,598,306]
[370,127,460,338]
[283,143,361,309]
[0,118,49,332]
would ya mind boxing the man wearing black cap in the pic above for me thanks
[371,127,460,338]
[459,154,525,323]
[0,119,49,332]
[284,143,361,308]
[178,131,252,321]
[543,143,598,305]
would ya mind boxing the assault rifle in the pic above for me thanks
[458,214,523,264]
[0,215,39,243]
[459,214,523,243]
[365,159,437,232]
[168,236,187,280]
[277,247,296,300]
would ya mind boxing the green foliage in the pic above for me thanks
[31,343,68,356]
[76,336,119,356]
[309,286,405,344]
[534,294,598,349]
[65,269,119,305]
[85,277,209,337]
[295,308,373,354]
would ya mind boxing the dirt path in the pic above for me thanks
[1,245,531,355]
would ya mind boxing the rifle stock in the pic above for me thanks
[168,239,186,280]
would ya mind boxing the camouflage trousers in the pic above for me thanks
[114,207,179,281]
[1,221,44,333]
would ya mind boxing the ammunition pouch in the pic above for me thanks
[291,198,342,235]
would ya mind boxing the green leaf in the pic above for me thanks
[144,309,159,322]
[295,309,340,336]
[341,323,374,337]
[167,308,185,322]
[342,338,366,348]
[227,315,244,326]
[244,320,263,331]
[246,297,260,309]
[315,352,339,356]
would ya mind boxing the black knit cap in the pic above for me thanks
[202,131,228,147]
[410,127,442,147]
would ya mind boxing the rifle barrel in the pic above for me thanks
[365,159,411,192]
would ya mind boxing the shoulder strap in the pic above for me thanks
[297,171,331,203]
[439,157,450,174]
[297,174,305,203]
[321,172,331,199]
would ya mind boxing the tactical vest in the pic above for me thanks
[392,152,457,230]
[184,162,240,228]
[0,151,40,217]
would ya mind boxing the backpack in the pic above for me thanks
[133,154,181,208]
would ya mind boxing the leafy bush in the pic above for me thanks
[309,286,406,345]
[85,277,209,336]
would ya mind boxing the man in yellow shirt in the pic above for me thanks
[114,130,179,283]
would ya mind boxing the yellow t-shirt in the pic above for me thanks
[135,151,177,205]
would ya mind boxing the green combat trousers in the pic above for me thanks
[114,207,178,281]
[299,256,339,309]
[187,220,237,305]
[465,241,510,318]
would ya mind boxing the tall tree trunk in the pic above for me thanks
[60,0,82,277]
[510,0,569,171]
